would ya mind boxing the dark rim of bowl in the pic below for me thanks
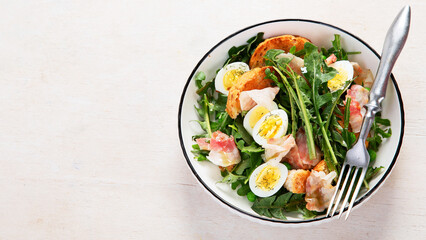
[178,18,405,224]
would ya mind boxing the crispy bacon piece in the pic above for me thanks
[195,138,210,150]
[345,85,370,133]
[195,131,241,167]
[263,135,296,163]
[352,62,374,88]
[346,85,369,106]
[283,129,322,170]
[209,131,237,153]
[305,170,337,212]
[325,54,337,65]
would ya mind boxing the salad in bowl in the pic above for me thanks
[179,20,404,224]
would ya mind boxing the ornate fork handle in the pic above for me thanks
[360,6,410,141]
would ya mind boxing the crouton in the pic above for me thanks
[284,169,311,194]
[225,67,275,119]
[249,35,311,69]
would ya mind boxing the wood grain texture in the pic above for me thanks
[0,0,424,239]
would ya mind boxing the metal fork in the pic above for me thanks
[327,5,411,220]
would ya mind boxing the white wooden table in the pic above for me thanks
[0,0,424,239]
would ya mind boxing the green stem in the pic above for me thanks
[277,104,290,116]
[292,76,316,160]
[203,94,212,137]
[344,97,351,129]
[273,66,316,160]
[324,81,352,131]
[312,70,338,169]
[196,81,212,95]
[218,114,229,131]
[319,119,339,169]
[290,96,297,137]
[273,67,301,110]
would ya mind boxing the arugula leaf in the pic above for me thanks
[234,116,254,145]
[251,192,309,220]
[237,184,251,196]
[289,46,297,55]
[219,171,247,184]
[297,206,317,219]
[363,115,391,189]
[234,158,251,175]
[341,98,356,149]
[240,142,264,153]
[325,34,361,60]
[191,144,209,161]
[224,32,264,65]
[303,42,337,85]
[303,42,339,170]
[251,195,276,217]
[363,166,384,189]
[324,81,352,131]
[194,71,206,89]
[367,116,392,152]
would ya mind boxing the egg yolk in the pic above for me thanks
[327,67,348,92]
[258,114,282,139]
[223,69,245,90]
[256,165,281,191]
[249,106,269,128]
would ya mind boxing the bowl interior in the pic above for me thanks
[179,19,403,224]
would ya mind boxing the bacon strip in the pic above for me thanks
[263,135,296,163]
[195,131,241,167]
[283,129,322,170]
[325,54,337,65]
[196,138,210,150]
[352,62,374,88]
[345,85,369,133]
[305,170,337,212]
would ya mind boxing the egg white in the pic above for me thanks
[215,62,250,95]
[327,60,354,92]
[252,109,288,146]
[249,161,289,198]
[243,102,278,135]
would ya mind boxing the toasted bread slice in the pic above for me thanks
[225,67,274,119]
[249,35,311,69]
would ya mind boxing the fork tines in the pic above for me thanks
[326,164,368,220]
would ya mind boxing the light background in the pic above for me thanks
[0,0,424,239]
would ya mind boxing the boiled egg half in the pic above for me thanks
[327,60,354,92]
[243,102,278,135]
[215,62,250,95]
[249,161,289,197]
[252,109,288,146]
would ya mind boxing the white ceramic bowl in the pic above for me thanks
[178,19,404,226]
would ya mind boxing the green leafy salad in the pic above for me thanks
[191,33,391,220]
